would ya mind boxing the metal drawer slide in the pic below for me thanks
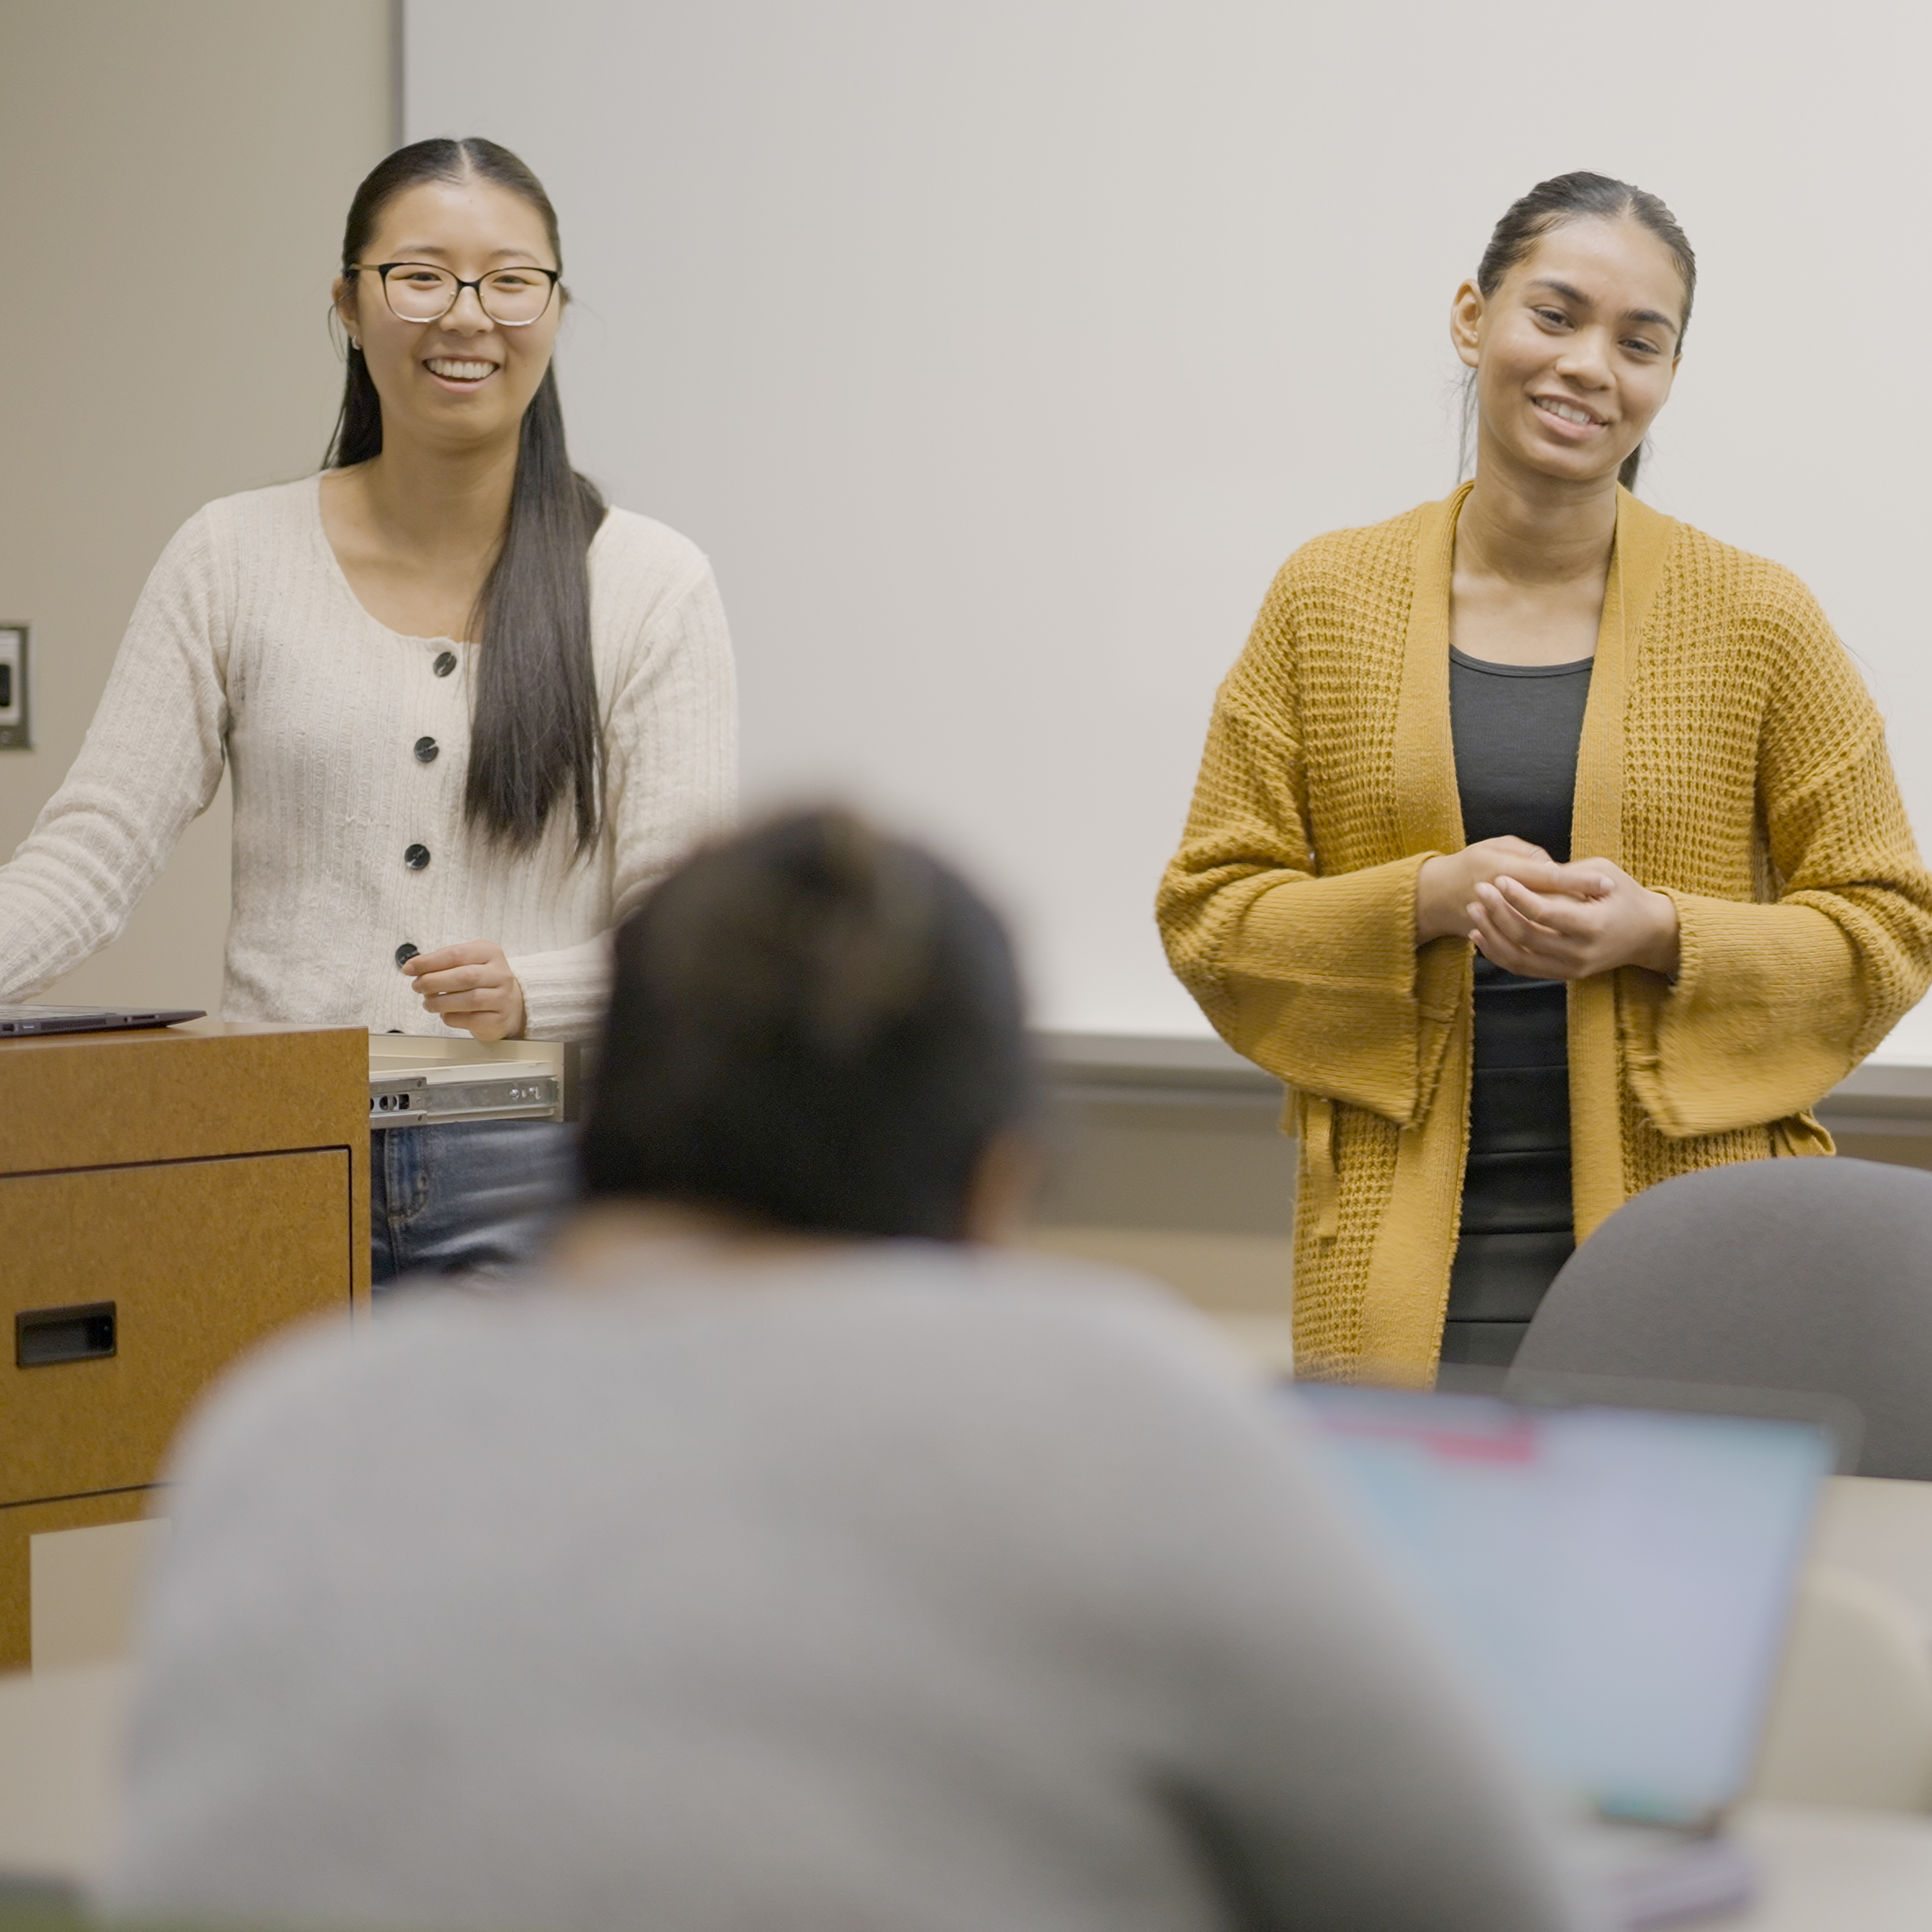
[368,1051,566,1129]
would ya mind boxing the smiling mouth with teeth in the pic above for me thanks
[1533,395,1603,428]
[426,358,497,383]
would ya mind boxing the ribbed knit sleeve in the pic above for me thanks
[1157,559,1453,1125]
[509,558,737,1039]
[1622,565,1932,1136]
[0,510,231,1001]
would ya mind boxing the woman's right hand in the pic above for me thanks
[1415,837,1562,945]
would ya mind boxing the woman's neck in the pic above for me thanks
[1458,442,1618,589]
[353,428,521,566]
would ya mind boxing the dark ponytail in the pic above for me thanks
[327,137,606,855]
[580,809,1037,1241]
[1464,170,1697,495]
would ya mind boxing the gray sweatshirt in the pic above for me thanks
[101,1244,1580,1932]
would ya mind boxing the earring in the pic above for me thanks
[350,336,361,352]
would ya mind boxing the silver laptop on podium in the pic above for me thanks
[1294,1379,1844,1928]
[0,1003,204,1037]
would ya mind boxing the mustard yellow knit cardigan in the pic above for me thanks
[1157,485,1932,1382]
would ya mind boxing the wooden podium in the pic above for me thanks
[0,1021,369,1667]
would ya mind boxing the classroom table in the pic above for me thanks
[1731,1802,1932,1928]
[3,1654,1929,1928]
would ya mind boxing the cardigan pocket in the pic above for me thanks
[1298,1092,1340,1241]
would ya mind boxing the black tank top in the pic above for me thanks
[1442,647,1594,1371]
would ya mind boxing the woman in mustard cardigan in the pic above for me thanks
[1158,172,1932,1383]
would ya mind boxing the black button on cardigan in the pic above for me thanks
[404,844,431,871]
[413,736,438,763]
[432,650,457,677]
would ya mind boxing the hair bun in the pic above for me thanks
[768,811,942,1054]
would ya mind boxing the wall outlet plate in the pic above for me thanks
[0,625,29,749]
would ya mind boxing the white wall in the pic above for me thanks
[407,0,1932,1039]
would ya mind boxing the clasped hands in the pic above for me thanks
[400,940,527,1040]
[1416,836,1680,979]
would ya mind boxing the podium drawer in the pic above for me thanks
[1,1149,353,1507]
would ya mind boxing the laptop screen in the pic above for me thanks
[1294,1384,1835,1827]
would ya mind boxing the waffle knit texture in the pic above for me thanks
[0,477,737,1040]
[1157,484,1932,1383]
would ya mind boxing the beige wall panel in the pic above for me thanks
[1028,1096,1297,1320]
[0,1,393,1013]
[1033,1097,1296,1236]
[1026,1224,1295,1318]
[1831,1131,1932,1174]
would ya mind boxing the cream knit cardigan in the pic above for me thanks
[0,478,737,1039]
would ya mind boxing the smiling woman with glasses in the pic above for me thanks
[0,137,737,1288]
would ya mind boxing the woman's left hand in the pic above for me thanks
[1468,859,1681,981]
[402,941,527,1040]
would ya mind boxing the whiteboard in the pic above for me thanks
[406,0,1932,1049]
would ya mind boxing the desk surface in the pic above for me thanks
[1733,1802,1932,1928]
[2,1686,1928,1928]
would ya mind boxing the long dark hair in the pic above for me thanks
[580,809,1037,1241]
[327,137,606,855]
[1465,171,1697,494]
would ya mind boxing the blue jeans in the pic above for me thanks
[370,1120,579,1292]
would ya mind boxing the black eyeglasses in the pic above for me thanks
[351,261,562,326]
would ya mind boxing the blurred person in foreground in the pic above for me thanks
[99,809,1580,1932]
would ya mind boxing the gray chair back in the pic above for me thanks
[1511,1157,1932,1479]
